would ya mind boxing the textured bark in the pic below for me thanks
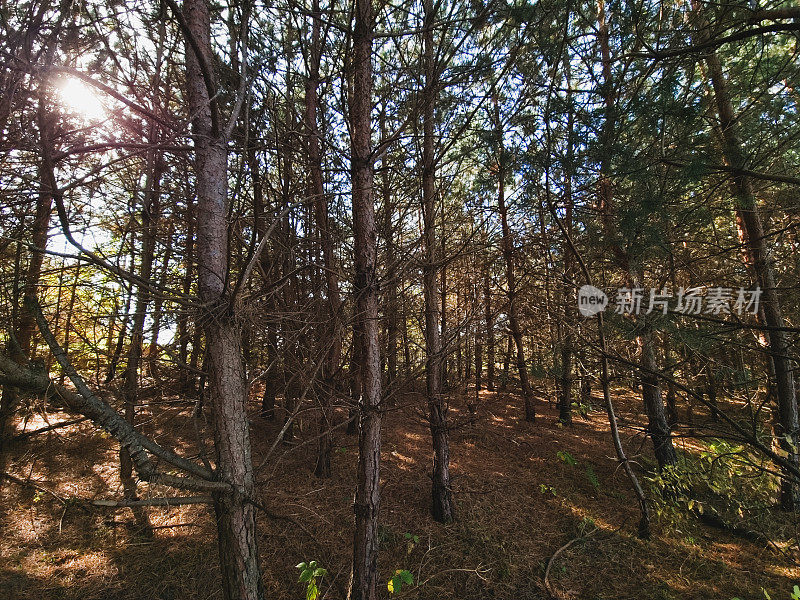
[419,0,453,524]
[383,163,399,386]
[456,285,463,380]
[183,1,263,598]
[475,324,483,393]
[347,327,362,436]
[639,328,677,468]
[440,255,448,388]
[700,31,799,508]
[1,95,56,459]
[501,333,511,389]
[348,0,382,597]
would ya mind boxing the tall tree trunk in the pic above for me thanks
[700,28,800,508]
[183,1,263,598]
[558,62,576,425]
[419,0,453,523]
[120,141,163,527]
[105,256,134,384]
[383,186,399,386]
[501,332,511,389]
[380,107,399,386]
[178,189,196,391]
[306,0,341,478]
[596,0,676,470]
[493,96,535,421]
[440,243,448,389]
[456,285,463,381]
[483,259,495,391]
[349,0,383,597]
[0,95,54,467]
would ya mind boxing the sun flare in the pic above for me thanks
[57,77,106,120]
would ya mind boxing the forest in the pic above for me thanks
[1,0,800,598]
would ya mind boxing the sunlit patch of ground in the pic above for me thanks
[1,380,797,599]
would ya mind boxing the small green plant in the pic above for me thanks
[387,569,413,594]
[403,532,419,556]
[557,450,578,466]
[577,516,595,536]
[733,588,800,600]
[571,401,592,418]
[296,561,326,600]
[585,465,599,489]
[539,483,557,496]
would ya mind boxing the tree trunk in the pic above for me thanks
[306,0,340,478]
[596,0,676,471]
[105,257,134,384]
[557,63,576,425]
[493,100,535,421]
[120,139,162,532]
[178,189,195,392]
[501,332,511,389]
[349,0,383,596]
[701,30,799,508]
[483,256,495,392]
[183,1,263,598]
[419,0,453,524]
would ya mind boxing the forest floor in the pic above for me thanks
[0,379,798,600]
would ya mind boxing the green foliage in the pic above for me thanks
[403,532,419,556]
[557,450,577,467]
[296,561,326,600]
[577,516,595,536]
[571,401,592,418]
[735,586,800,600]
[387,569,413,594]
[585,465,599,490]
[648,441,778,530]
[540,483,557,496]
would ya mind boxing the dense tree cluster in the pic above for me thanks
[1,0,800,598]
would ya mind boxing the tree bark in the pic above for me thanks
[420,0,453,523]
[700,29,800,508]
[183,1,263,597]
[557,62,576,425]
[493,95,536,421]
[1,94,55,461]
[349,0,383,597]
